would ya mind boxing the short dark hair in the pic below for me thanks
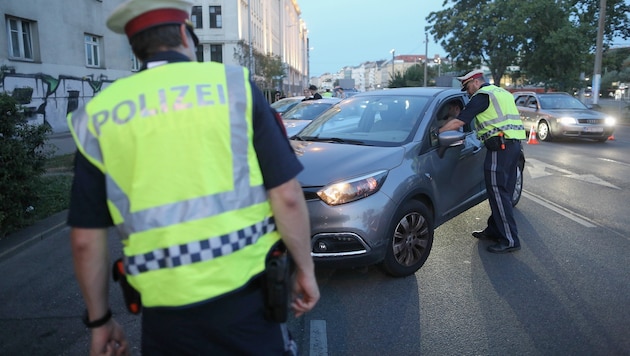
[130,24,183,61]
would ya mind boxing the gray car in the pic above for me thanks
[513,91,616,142]
[291,87,525,277]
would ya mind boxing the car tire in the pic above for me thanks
[512,158,524,206]
[537,121,552,141]
[381,200,434,277]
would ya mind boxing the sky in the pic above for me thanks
[298,0,630,78]
[298,0,448,77]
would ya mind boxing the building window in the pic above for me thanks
[209,6,222,28]
[85,34,101,67]
[131,53,141,71]
[195,45,203,62]
[191,6,202,28]
[7,17,34,60]
[210,44,223,63]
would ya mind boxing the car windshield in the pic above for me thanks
[295,95,429,146]
[282,101,336,121]
[538,95,588,110]
[271,98,302,113]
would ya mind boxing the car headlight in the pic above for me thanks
[558,116,577,125]
[317,170,388,206]
[605,116,616,126]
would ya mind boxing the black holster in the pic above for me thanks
[484,133,506,151]
[112,258,142,315]
[262,242,293,323]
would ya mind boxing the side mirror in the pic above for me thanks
[437,130,465,158]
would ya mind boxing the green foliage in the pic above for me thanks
[426,0,630,89]
[0,92,52,237]
[389,64,443,88]
[427,0,524,86]
[233,41,286,90]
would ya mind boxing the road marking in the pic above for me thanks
[526,158,620,189]
[310,320,328,356]
[598,157,630,168]
[523,191,597,228]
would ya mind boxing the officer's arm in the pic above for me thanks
[267,178,320,316]
[439,118,465,133]
[70,227,111,323]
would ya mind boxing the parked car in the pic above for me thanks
[281,98,341,136]
[290,87,525,277]
[270,96,305,115]
[513,91,616,142]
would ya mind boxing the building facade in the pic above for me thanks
[1,0,308,133]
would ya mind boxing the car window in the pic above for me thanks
[270,98,301,112]
[298,95,429,146]
[515,96,527,107]
[539,95,587,110]
[525,96,538,108]
[282,102,333,120]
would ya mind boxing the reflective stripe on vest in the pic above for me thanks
[473,86,526,142]
[68,63,280,307]
[127,216,275,275]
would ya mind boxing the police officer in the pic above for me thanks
[439,69,526,253]
[67,0,319,354]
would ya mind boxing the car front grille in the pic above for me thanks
[579,119,602,124]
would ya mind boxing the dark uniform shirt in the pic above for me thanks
[68,51,302,228]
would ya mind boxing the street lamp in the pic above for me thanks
[434,56,441,77]
[390,49,395,77]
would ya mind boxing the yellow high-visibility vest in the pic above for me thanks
[68,62,280,307]
[473,85,526,142]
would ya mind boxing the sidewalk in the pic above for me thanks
[0,210,69,261]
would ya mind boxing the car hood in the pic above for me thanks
[290,140,405,186]
[543,109,607,119]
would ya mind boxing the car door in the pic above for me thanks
[422,97,486,223]
[515,94,537,130]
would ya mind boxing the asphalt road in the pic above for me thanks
[1,99,628,355]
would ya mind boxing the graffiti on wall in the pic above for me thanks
[0,69,113,133]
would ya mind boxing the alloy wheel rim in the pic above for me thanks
[392,212,429,266]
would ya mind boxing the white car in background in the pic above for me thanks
[281,98,341,136]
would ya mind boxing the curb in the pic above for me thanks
[0,210,69,261]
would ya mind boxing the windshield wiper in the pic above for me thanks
[301,136,369,145]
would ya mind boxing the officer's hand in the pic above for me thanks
[291,269,320,317]
[90,319,130,356]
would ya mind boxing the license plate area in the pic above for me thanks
[583,126,604,133]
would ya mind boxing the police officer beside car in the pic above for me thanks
[439,69,526,253]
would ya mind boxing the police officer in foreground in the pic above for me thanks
[67,0,319,354]
[439,69,526,253]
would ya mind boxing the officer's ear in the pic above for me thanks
[179,24,190,48]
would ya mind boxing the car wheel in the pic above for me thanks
[512,158,524,206]
[381,200,434,277]
[537,121,552,141]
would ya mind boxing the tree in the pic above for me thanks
[256,52,285,91]
[426,0,526,86]
[518,0,589,91]
[426,0,630,90]
[0,92,51,236]
[233,41,285,91]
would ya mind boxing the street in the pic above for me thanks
[0,112,629,355]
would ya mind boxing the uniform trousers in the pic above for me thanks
[483,140,521,248]
[141,278,296,355]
